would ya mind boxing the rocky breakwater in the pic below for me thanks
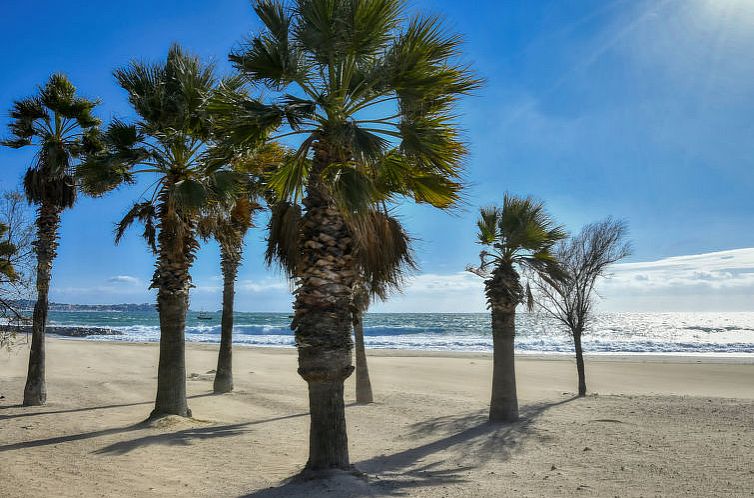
[6,325,123,337]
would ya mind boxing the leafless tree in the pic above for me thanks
[535,217,631,396]
[0,191,35,350]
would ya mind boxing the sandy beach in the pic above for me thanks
[0,338,752,497]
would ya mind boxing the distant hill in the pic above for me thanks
[9,300,156,312]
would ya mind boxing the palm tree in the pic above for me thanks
[198,198,256,393]
[78,45,248,419]
[2,75,100,405]
[223,0,479,470]
[199,139,288,394]
[197,142,285,394]
[350,212,415,404]
[351,280,373,403]
[467,194,566,422]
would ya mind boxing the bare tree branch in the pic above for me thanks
[0,190,35,350]
[533,217,631,395]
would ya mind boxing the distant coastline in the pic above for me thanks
[8,300,156,313]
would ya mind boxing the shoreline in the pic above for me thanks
[38,335,754,364]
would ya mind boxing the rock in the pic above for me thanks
[12,326,123,337]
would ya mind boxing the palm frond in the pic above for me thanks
[476,206,500,246]
[388,16,481,110]
[171,178,209,214]
[349,209,415,297]
[266,155,310,202]
[206,83,284,148]
[344,0,403,57]
[265,201,302,275]
[3,98,47,144]
[326,161,378,212]
[39,73,77,116]
[230,1,304,90]
[76,120,146,196]
[115,201,157,251]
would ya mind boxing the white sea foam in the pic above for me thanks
[51,311,754,355]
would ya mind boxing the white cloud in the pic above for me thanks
[193,277,289,295]
[599,248,754,311]
[106,275,140,285]
[372,272,486,313]
[238,278,289,293]
[605,248,754,291]
[374,248,754,313]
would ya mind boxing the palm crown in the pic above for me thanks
[3,74,100,209]
[469,194,567,306]
[213,0,481,210]
[78,45,244,253]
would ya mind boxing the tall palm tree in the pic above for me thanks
[2,75,100,405]
[223,0,479,470]
[198,198,257,394]
[197,143,285,394]
[467,194,566,422]
[78,45,248,419]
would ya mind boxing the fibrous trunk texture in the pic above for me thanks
[353,308,373,404]
[574,331,587,397]
[150,197,198,419]
[23,202,61,406]
[293,160,356,471]
[214,242,240,394]
[486,265,522,422]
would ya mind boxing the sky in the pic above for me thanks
[1,0,753,312]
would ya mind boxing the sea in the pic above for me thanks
[41,311,754,356]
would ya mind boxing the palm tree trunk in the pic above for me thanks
[23,202,60,406]
[573,329,587,397]
[294,168,355,472]
[149,204,197,419]
[489,306,518,422]
[353,308,373,404]
[214,243,240,394]
[152,290,190,417]
[486,265,521,423]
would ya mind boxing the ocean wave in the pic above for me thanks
[48,311,754,355]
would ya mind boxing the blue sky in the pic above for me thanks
[2,0,753,312]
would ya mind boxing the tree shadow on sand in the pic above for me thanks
[92,422,252,455]
[243,397,577,497]
[0,410,309,455]
[0,393,215,421]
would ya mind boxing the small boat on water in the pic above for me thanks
[197,312,213,320]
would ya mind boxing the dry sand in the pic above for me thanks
[1,338,752,497]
